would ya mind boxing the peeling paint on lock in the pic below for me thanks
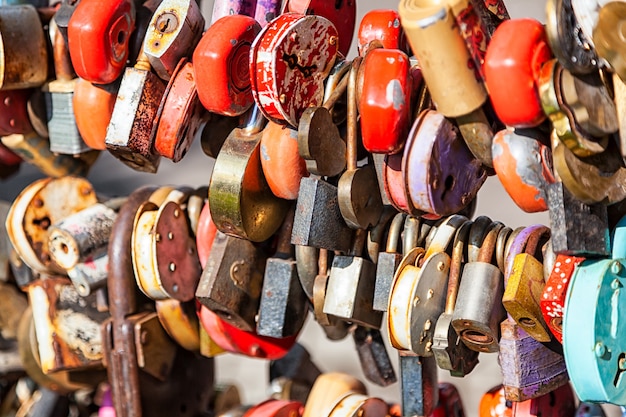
[144,0,204,81]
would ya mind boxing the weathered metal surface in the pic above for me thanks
[352,326,397,387]
[155,60,205,162]
[105,65,165,173]
[67,254,109,297]
[48,203,117,270]
[399,352,438,417]
[28,276,109,374]
[404,110,486,217]
[0,5,48,90]
[143,0,204,81]
[251,13,338,127]
[0,89,35,136]
[546,181,610,256]
[195,232,267,331]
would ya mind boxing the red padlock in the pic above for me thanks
[484,19,553,128]
[432,383,465,417]
[0,89,34,136]
[357,9,408,54]
[250,13,338,128]
[540,254,584,343]
[492,128,555,213]
[194,15,261,117]
[479,386,512,417]
[260,120,308,200]
[360,48,413,154]
[155,59,206,162]
[198,306,295,360]
[67,0,135,85]
[73,78,117,151]
[512,384,575,417]
[243,399,303,417]
[283,0,355,56]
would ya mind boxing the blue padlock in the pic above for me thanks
[564,215,626,404]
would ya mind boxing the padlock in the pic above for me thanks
[324,229,382,329]
[48,203,117,271]
[492,128,555,213]
[502,225,553,342]
[359,48,414,155]
[484,19,553,128]
[0,5,48,90]
[302,373,367,417]
[499,226,569,402]
[209,106,290,242]
[283,0,355,57]
[594,2,626,81]
[194,15,261,116]
[253,0,282,28]
[451,222,505,353]
[105,50,165,173]
[398,351,438,417]
[398,0,487,118]
[545,0,598,75]
[6,176,98,275]
[106,186,215,417]
[155,298,200,352]
[433,221,480,377]
[575,402,607,417]
[66,254,109,297]
[269,343,321,403]
[297,59,348,178]
[132,195,202,302]
[154,58,206,162]
[291,177,353,253]
[73,78,117,151]
[336,58,384,230]
[260,121,308,200]
[311,248,350,341]
[195,231,268,331]
[0,133,98,178]
[210,0,255,23]
[67,0,135,85]
[143,0,204,81]
[432,383,465,417]
[0,89,36,136]
[43,26,91,155]
[352,325,397,388]
[200,112,241,159]
[546,181,610,256]
[357,9,408,54]
[196,199,219,268]
[243,399,303,417]
[373,213,406,312]
[250,13,338,127]
[257,209,308,338]
[28,276,109,374]
[563,215,626,404]
[538,59,610,158]
[540,254,584,343]
[402,109,486,217]
[479,385,511,417]
[198,305,296,360]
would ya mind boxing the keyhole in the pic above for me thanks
[614,352,626,387]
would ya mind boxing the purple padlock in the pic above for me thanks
[402,110,486,217]
[499,224,569,402]
[211,0,281,27]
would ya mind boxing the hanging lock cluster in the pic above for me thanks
[2,0,626,416]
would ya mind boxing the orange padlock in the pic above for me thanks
[260,121,308,200]
[73,78,117,151]
[68,0,135,85]
[194,15,261,117]
[155,59,206,162]
[358,9,408,54]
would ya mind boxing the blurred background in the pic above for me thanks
[1,0,604,416]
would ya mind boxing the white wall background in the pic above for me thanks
[2,1,616,416]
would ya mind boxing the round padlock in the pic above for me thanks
[194,15,261,117]
[485,19,553,128]
[357,9,408,54]
[73,78,117,150]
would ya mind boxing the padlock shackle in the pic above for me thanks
[477,223,501,264]
[275,205,296,256]
[403,216,419,256]
[52,23,75,82]
[445,221,472,314]
[346,57,361,171]
[386,213,407,253]
[504,224,550,279]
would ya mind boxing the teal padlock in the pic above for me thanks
[563,215,626,404]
